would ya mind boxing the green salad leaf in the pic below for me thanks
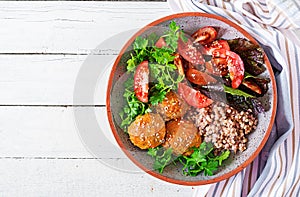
[119,75,151,130]
[163,21,181,52]
[120,21,184,129]
[148,147,174,173]
[179,142,231,176]
[224,85,255,98]
[147,142,231,176]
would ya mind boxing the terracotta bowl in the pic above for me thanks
[106,12,277,185]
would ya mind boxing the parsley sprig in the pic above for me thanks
[147,142,231,176]
[179,142,231,176]
[147,147,174,173]
[119,21,184,130]
[119,76,151,130]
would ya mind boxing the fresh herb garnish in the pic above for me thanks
[119,76,151,130]
[149,84,168,105]
[179,142,231,176]
[126,37,149,72]
[120,22,184,129]
[147,142,231,176]
[224,85,255,98]
[163,21,181,52]
[148,147,174,173]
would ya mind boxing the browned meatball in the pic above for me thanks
[155,91,189,121]
[128,113,166,149]
[163,119,201,156]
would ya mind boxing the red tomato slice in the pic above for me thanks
[155,37,167,48]
[178,83,213,108]
[242,79,262,95]
[177,36,205,65]
[174,53,185,76]
[134,61,149,102]
[205,40,230,54]
[192,26,218,45]
[210,57,229,76]
[186,68,217,86]
[212,49,244,89]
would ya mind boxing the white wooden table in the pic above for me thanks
[3,1,299,196]
[0,1,196,196]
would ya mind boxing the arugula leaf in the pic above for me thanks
[148,147,174,173]
[133,36,148,51]
[203,160,219,176]
[150,63,183,91]
[163,21,181,52]
[169,21,180,32]
[147,142,230,176]
[224,85,255,98]
[120,21,184,130]
[151,47,175,65]
[148,32,160,47]
[149,84,168,105]
[126,37,149,72]
[210,150,231,166]
[179,142,230,176]
[119,77,150,130]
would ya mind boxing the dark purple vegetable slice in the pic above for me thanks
[228,38,266,76]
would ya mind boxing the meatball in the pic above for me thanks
[128,113,166,149]
[163,119,201,156]
[155,91,189,121]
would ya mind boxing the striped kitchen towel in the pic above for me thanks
[168,0,300,196]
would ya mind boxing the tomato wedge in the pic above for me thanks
[212,49,244,89]
[155,37,167,48]
[174,53,185,76]
[177,36,205,65]
[186,68,217,86]
[242,79,262,95]
[134,60,149,103]
[192,26,218,45]
[205,40,230,54]
[178,83,213,108]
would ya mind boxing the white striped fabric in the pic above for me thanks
[168,0,300,196]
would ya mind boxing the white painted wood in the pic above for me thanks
[0,106,118,158]
[0,2,197,196]
[1,1,299,196]
[0,159,194,196]
[0,1,298,55]
[0,2,170,54]
[0,55,113,105]
[0,106,194,195]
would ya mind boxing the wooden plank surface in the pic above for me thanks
[0,106,194,195]
[0,159,193,196]
[0,1,170,54]
[0,1,197,196]
[0,55,112,105]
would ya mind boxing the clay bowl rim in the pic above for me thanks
[106,12,277,186]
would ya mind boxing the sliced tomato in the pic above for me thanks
[174,53,185,76]
[212,49,244,89]
[186,68,217,86]
[177,36,205,65]
[210,57,229,76]
[242,79,262,95]
[205,40,230,54]
[192,26,218,45]
[178,83,213,108]
[134,60,149,103]
[155,37,167,48]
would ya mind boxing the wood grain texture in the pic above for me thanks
[0,159,193,197]
[0,55,111,105]
[0,2,197,196]
[0,1,170,54]
[0,106,194,195]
